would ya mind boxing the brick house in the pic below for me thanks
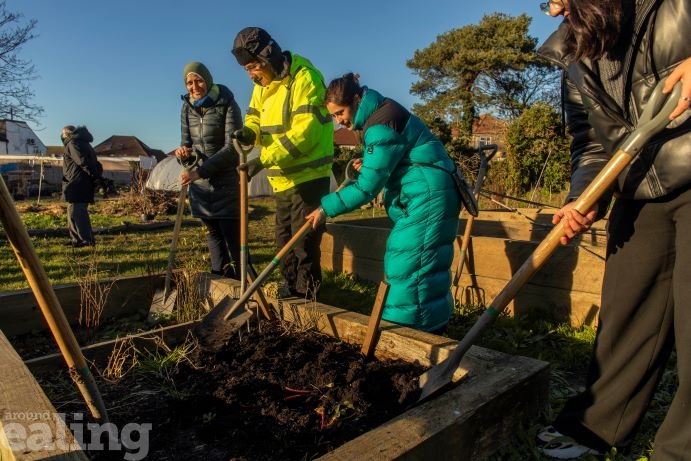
[469,114,508,158]
[93,135,166,186]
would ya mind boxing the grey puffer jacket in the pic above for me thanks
[538,0,691,213]
[180,83,243,218]
[62,126,100,204]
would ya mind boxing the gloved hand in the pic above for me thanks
[232,127,256,146]
[179,149,202,169]
[237,157,263,179]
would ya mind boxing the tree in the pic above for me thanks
[474,64,561,120]
[0,1,42,124]
[407,13,543,140]
[505,102,570,195]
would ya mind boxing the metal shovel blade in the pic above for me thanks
[195,296,255,352]
[147,288,178,324]
[417,80,682,403]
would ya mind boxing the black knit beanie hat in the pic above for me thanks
[183,61,213,88]
[231,27,284,75]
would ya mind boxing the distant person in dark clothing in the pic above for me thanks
[175,61,243,278]
[61,125,101,247]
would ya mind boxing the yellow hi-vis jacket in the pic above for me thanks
[244,52,334,193]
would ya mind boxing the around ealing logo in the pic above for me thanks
[1,412,151,460]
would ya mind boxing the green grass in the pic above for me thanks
[447,303,673,461]
[0,192,673,460]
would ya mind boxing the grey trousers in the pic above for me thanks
[554,185,691,459]
[67,202,94,245]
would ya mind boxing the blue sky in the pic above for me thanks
[14,0,559,153]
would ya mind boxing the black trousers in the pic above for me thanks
[201,217,241,280]
[67,202,94,245]
[554,186,691,459]
[274,177,330,296]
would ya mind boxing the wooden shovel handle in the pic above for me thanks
[235,138,252,295]
[164,183,187,297]
[0,175,108,422]
[419,80,683,401]
[239,168,248,293]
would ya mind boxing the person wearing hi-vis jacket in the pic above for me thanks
[231,27,333,299]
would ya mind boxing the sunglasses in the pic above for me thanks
[539,0,566,14]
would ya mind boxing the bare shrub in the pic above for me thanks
[174,233,211,323]
[72,250,117,341]
[103,337,138,382]
[98,188,178,218]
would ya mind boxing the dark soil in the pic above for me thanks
[38,320,424,461]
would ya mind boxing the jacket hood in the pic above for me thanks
[287,53,320,80]
[63,126,94,145]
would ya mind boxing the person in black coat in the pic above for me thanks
[536,0,691,458]
[61,125,101,247]
[175,61,243,278]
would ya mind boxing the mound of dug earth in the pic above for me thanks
[40,320,424,460]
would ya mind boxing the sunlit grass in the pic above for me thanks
[1,193,672,460]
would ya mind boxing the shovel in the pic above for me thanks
[237,139,253,303]
[196,159,360,350]
[149,183,188,321]
[222,138,264,329]
[205,139,275,330]
[149,150,202,321]
[418,80,682,402]
[452,144,498,303]
[0,174,109,422]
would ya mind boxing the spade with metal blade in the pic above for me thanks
[197,159,360,351]
[418,80,682,402]
[149,151,201,322]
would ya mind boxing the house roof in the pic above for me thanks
[94,135,166,161]
[334,128,360,147]
[471,114,508,136]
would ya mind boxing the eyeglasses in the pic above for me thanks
[539,0,566,14]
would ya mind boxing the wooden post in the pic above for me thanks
[361,281,389,358]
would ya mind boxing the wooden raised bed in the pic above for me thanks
[0,274,549,460]
[322,210,607,327]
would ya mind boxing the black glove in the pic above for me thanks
[232,127,256,146]
[179,149,202,169]
[237,157,263,179]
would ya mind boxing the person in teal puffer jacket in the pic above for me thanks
[307,73,469,333]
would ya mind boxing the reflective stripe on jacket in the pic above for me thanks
[244,52,333,192]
